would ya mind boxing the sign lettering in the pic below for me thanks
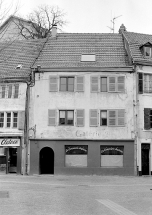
[0,139,20,147]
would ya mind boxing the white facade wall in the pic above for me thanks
[136,66,152,174]
[0,83,27,134]
[30,71,135,140]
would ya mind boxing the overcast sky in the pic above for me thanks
[6,0,152,34]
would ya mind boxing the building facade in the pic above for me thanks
[0,39,44,174]
[121,26,152,176]
[29,31,135,175]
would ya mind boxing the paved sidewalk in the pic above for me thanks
[0,174,152,215]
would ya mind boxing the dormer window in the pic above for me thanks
[140,42,152,57]
[144,47,152,57]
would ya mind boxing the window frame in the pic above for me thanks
[91,76,125,93]
[0,84,19,99]
[139,73,152,94]
[60,77,74,92]
[144,46,152,57]
[0,112,4,128]
[59,110,74,126]
[0,111,19,129]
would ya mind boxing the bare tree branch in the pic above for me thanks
[16,4,67,39]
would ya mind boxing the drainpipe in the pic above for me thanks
[134,64,139,176]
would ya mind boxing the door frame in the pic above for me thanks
[141,143,150,175]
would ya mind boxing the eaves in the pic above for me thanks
[33,66,133,73]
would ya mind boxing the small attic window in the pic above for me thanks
[144,47,152,57]
[81,54,96,62]
[16,64,22,69]
[140,43,152,57]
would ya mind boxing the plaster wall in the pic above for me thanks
[30,71,134,140]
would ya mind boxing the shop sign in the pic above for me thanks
[0,139,20,147]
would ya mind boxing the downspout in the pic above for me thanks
[133,64,139,176]
[25,34,50,175]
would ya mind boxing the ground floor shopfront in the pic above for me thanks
[30,139,135,176]
[138,141,152,176]
[0,138,22,174]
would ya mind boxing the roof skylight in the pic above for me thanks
[81,54,96,62]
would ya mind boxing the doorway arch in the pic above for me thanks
[39,147,54,174]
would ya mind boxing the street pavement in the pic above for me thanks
[0,174,152,215]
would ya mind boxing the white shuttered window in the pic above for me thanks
[91,76,99,92]
[49,76,58,92]
[76,76,84,92]
[48,109,56,126]
[90,109,98,126]
[76,109,84,127]
[108,110,125,126]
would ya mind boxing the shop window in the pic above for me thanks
[65,145,88,167]
[100,146,124,167]
[91,76,125,93]
[0,112,4,128]
[59,110,74,125]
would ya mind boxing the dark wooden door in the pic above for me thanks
[142,148,149,175]
[40,147,54,174]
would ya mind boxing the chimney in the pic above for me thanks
[51,24,57,37]
[119,24,126,34]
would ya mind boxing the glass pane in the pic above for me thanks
[101,111,107,118]
[68,84,74,92]
[59,111,65,125]
[68,78,74,91]
[60,111,65,118]
[67,111,73,119]
[2,86,5,98]
[145,47,150,56]
[14,85,19,98]
[8,85,12,98]
[7,112,11,127]
[60,78,66,91]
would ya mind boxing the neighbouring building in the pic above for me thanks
[0,15,41,41]
[29,28,135,176]
[120,24,152,176]
[0,39,44,174]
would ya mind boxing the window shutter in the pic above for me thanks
[118,109,125,126]
[48,109,56,126]
[117,76,125,92]
[91,76,99,92]
[90,109,98,126]
[108,77,116,92]
[108,110,116,126]
[76,76,84,92]
[18,111,25,130]
[144,108,151,130]
[49,76,58,92]
[76,109,84,127]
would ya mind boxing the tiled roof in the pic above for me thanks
[33,33,130,68]
[0,39,45,79]
[122,31,152,64]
